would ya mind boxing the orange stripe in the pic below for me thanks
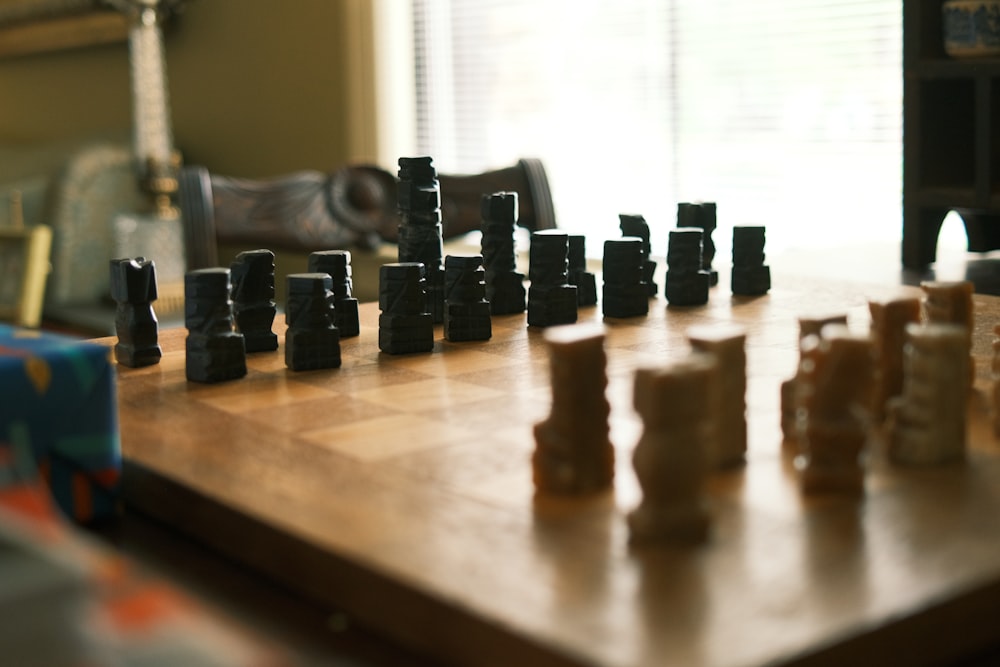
[92,468,121,487]
[105,584,185,632]
[73,473,92,522]
[37,457,50,484]
[0,484,53,522]
[0,484,64,540]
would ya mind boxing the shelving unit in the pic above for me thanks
[903,1,1000,268]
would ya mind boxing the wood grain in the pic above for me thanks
[0,11,126,59]
[103,276,1000,667]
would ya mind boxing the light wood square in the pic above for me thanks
[379,347,513,377]
[303,413,475,462]
[197,375,339,414]
[353,377,506,413]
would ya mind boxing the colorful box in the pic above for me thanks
[0,324,120,522]
[0,482,285,666]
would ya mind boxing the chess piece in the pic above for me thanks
[868,296,921,422]
[687,324,747,468]
[284,273,342,371]
[795,325,874,494]
[567,234,598,306]
[628,354,716,544]
[992,324,1000,436]
[308,250,360,337]
[179,158,558,271]
[677,202,718,286]
[920,280,974,384]
[619,213,657,296]
[397,156,446,323]
[184,268,247,383]
[665,228,710,306]
[888,323,968,465]
[780,313,849,448]
[444,254,492,342]
[731,226,771,296]
[480,191,527,315]
[109,257,162,367]
[533,324,613,494]
[230,249,278,353]
[602,237,648,318]
[527,230,578,327]
[379,262,435,354]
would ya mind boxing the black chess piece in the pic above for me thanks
[665,228,711,306]
[285,273,342,371]
[568,234,598,306]
[109,257,162,367]
[619,213,658,296]
[527,230,577,327]
[379,262,435,354]
[230,249,278,353]
[397,156,446,323]
[444,254,492,342]
[602,238,649,318]
[731,226,771,296]
[677,202,718,286]
[308,250,360,337]
[481,191,527,315]
[185,268,247,383]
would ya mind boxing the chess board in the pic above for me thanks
[106,275,1000,667]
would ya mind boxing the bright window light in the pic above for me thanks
[412,0,902,258]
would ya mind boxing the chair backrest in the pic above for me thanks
[177,158,558,270]
[177,166,217,270]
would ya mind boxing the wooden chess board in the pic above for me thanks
[106,276,1000,667]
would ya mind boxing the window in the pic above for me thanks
[412,0,902,257]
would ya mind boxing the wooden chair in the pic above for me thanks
[178,158,557,271]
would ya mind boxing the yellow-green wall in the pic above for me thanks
[0,0,354,176]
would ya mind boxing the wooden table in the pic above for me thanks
[106,275,1000,667]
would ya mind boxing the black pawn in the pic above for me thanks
[480,191,526,315]
[308,250,360,337]
[731,226,771,296]
[397,156,446,323]
[618,213,658,296]
[379,262,434,354]
[665,228,711,306]
[602,238,649,318]
[527,230,577,327]
[109,257,161,367]
[677,202,718,286]
[285,273,342,371]
[444,254,492,342]
[230,249,278,353]
[185,268,246,383]
[567,235,598,306]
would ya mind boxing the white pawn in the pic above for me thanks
[888,323,968,465]
[795,325,874,495]
[628,353,716,545]
[921,280,974,386]
[687,324,747,468]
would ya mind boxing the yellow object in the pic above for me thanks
[23,356,52,395]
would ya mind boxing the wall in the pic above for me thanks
[0,0,356,177]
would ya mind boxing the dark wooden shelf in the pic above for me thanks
[914,187,979,209]
[914,58,1000,78]
[903,0,1000,269]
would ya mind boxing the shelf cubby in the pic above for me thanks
[903,1,1000,268]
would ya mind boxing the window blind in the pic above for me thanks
[413,0,901,256]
